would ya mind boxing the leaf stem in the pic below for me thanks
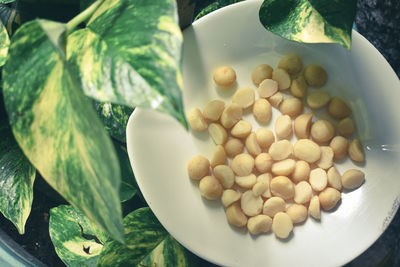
[66,0,104,34]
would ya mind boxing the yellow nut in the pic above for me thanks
[213,66,236,88]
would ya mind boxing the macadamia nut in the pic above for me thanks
[278,54,303,75]
[255,153,273,173]
[208,123,228,145]
[270,176,295,200]
[275,115,293,139]
[255,128,275,150]
[272,68,291,90]
[329,136,348,160]
[342,169,365,190]
[252,64,273,86]
[311,120,335,143]
[286,204,307,224]
[328,97,351,119]
[294,113,313,139]
[304,64,327,87]
[272,212,293,239]
[247,215,272,235]
[213,66,236,88]
[309,168,328,192]
[231,120,252,138]
[213,165,234,188]
[241,190,263,216]
[348,139,365,163]
[187,108,207,131]
[319,187,341,210]
[199,176,223,200]
[187,155,210,180]
[226,202,247,227]
[245,132,262,156]
[309,196,321,219]
[292,160,311,183]
[272,159,296,176]
[280,97,303,118]
[203,100,225,121]
[232,88,255,109]
[258,79,278,98]
[293,139,321,163]
[224,138,244,158]
[220,103,243,129]
[211,145,227,168]
[269,140,293,161]
[221,189,241,207]
[294,181,312,204]
[263,197,286,217]
[290,75,308,98]
[307,90,330,109]
[231,153,254,176]
[253,98,272,123]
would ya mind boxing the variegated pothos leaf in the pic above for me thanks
[194,0,244,21]
[0,1,15,4]
[259,0,357,50]
[0,20,10,66]
[67,0,187,129]
[97,208,203,267]
[2,19,124,242]
[49,205,107,267]
[0,121,36,234]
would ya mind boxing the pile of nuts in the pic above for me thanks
[186,54,365,239]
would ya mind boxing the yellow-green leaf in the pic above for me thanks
[259,0,357,49]
[0,21,10,66]
[2,19,124,242]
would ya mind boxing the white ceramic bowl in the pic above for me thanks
[127,1,400,266]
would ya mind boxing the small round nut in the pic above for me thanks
[307,90,330,109]
[309,168,328,192]
[268,92,283,107]
[187,108,207,131]
[213,66,236,88]
[213,165,234,188]
[271,159,296,176]
[254,153,273,173]
[338,117,355,137]
[258,79,278,98]
[294,181,312,204]
[252,64,273,86]
[328,97,352,119]
[220,103,243,129]
[294,113,313,139]
[257,173,272,198]
[245,132,262,156]
[269,140,293,161]
[203,100,225,121]
[329,136,349,160]
[316,146,334,170]
[272,68,291,90]
[292,160,311,183]
[199,176,223,200]
[279,97,303,118]
[224,138,244,158]
[263,197,286,217]
[272,212,293,239]
[304,64,327,87]
[187,155,210,180]
[275,115,293,139]
[327,167,342,191]
[348,138,365,163]
[241,190,263,216]
[210,145,227,168]
[232,88,255,109]
[308,196,321,220]
[231,120,252,138]
[226,202,247,227]
[293,139,321,163]
[247,215,272,235]
[278,54,303,75]
[230,153,255,176]
[341,169,365,190]
[290,75,308,98]
[311,120,335,143]
[253,98,272,123]
[235,174,257,189]
[270,176,295,200]
[208,123,228,145]
[221,189,241,207]
[255,128,275,150]
[286,204,307,224]
[319,187,341,211]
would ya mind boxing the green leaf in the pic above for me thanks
[259,0,357,50]
[194,0,244,21]
[2,19,124,242]
[113,140,138,202]
[0,1,15,4]
[0,121,36,234]
[97,208,203,267]
[0,20,10,66]
[49,205,108,267]
[67,0,187,129]
[93,101,133,143]
[80,0,96,11]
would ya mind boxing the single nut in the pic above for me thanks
[286,204,307,224]
[294,113,313,139]
[293,139,321,163]
[231,120,252,138]
[341,169,365,190]
[254,153,273,173]
[221,189,241,207]
[253,98,272,123]
[263,197,286,217]
[268,92,283,107]
[275,115,293,139]
[294,181,312,204]
[269,140,293,161]
[309,168,328,192]
[252,64,273,86]
[272,68,291,90]
[290,75,308,98]
[245,132,262,156]
[329,136,348,160]
[328,97,352,119]
[199,176,223,200]
[304,64,327,87]
[258,79,278,98]
[308,196,321,219]
[203,100,225,121]
[316,146,334,170]
[247,215,272,235]
[255,128,275,150]
[327,167,342,191]
[278,54,303,75]
[338,117,355,137]
[187,108,207,131]
[211,145,227,168]
[226,202,247,227]
[213,66,236,88]
[187,155,210,180]
[292,160,311,183]
[271,159,296,176]
[252,179,269,197]
[270,176,295,200]
[348,138,365,163]
[231,153,254,176]
[220,103,243,129]
[257,173,272,198]
[235,174,257,189]
[319,187,341,211]
[232,88,255,109]
[279,97,303,118]
[241,190,263,216]
[311,120,335,143]
[224,138,244,158]
[208,123,228,145]
[272,212,293,239]
[307,90,330,109]
[213,165,234,188]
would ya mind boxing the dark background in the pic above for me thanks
[0,0,399,266]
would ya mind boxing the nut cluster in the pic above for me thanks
[187,54,365,239]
